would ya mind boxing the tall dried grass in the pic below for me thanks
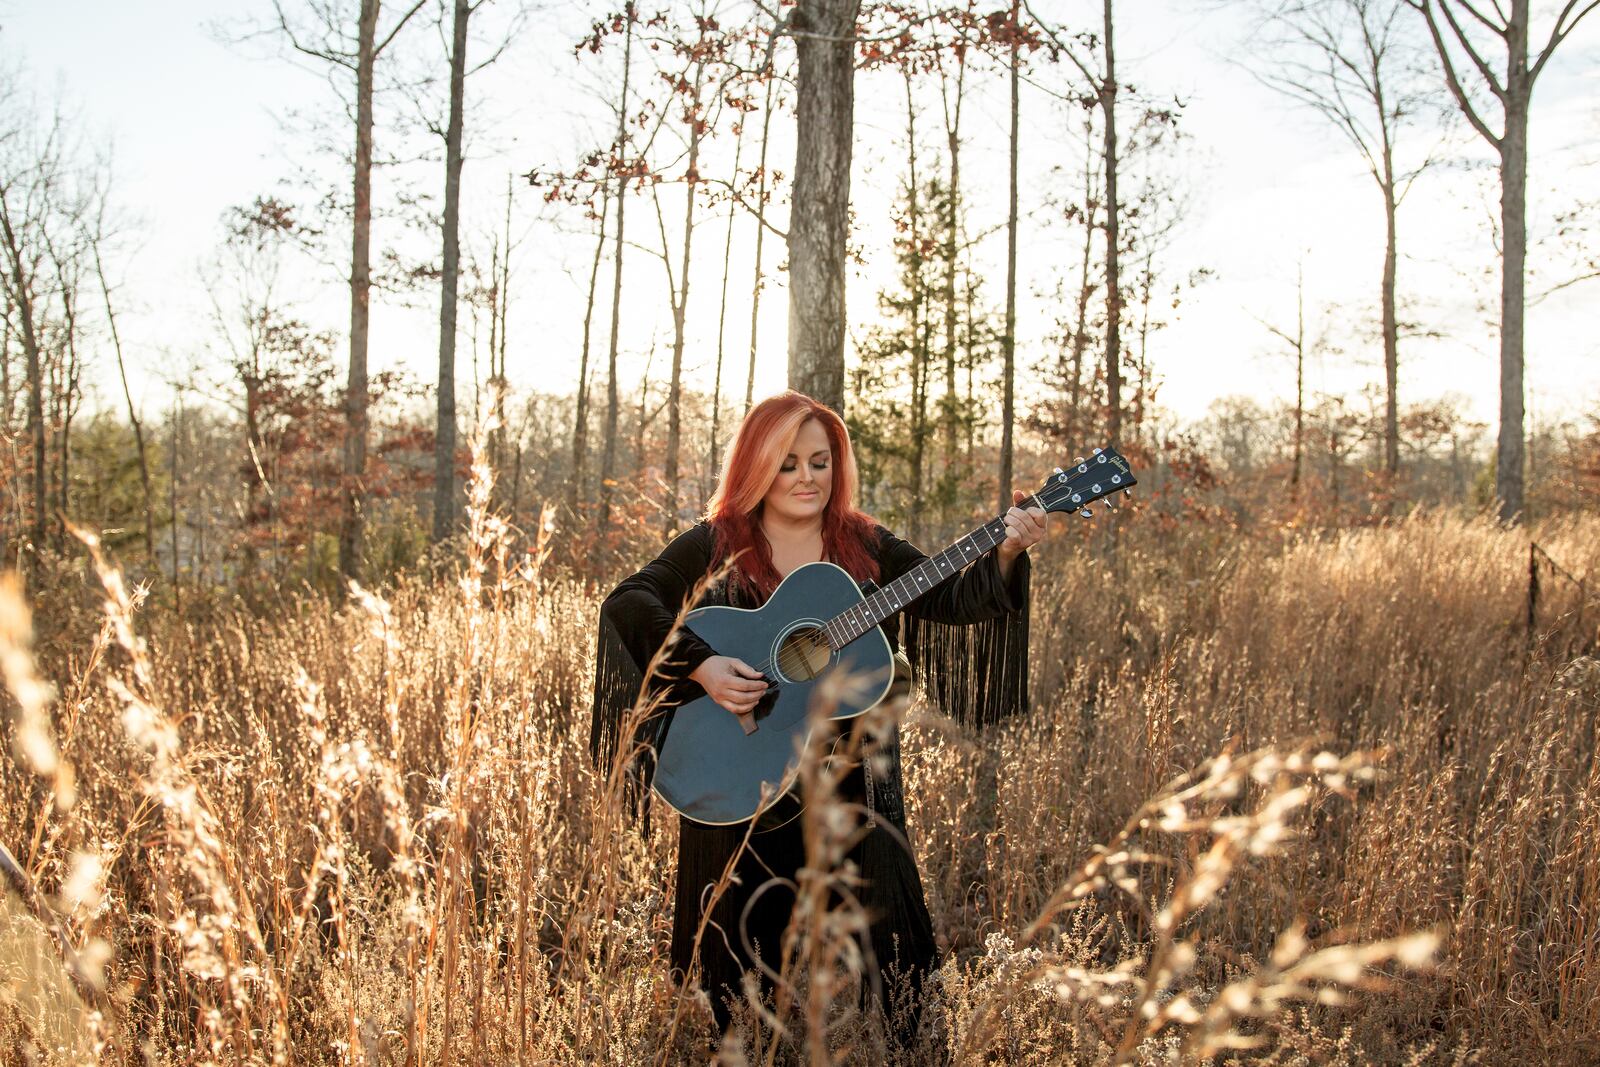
[1,457,1596,1063]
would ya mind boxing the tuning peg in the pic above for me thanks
[1078,507,1093,518]
[1102,499,1116,512]
[1073,457,1084,466]
[1092,447,1103,455]
[1052,465,1064,475]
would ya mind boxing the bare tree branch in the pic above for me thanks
[1530,268,1600,304]
[1022,0,1101,87]
[375,0,430,57]
[1532,0,1600,82]
[695,173,789,242]
[272,0,357,69]
[1433,0,1507,101]
[1405,0,1500,146]
[1452,0,1510,38]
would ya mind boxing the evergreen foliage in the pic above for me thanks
[848,174,995,543]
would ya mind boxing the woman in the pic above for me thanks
[590,390,1044,1038]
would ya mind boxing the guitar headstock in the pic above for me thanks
[1030,445,1137,518]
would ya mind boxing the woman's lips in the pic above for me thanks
[795,491,817,498]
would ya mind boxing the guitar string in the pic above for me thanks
[718,486,1059,698]
[742,515,1009,686]
[740,486,1052,687]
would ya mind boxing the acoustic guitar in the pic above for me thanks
[651,447,1137,826]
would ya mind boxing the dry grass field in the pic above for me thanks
[2,485,1597,1064]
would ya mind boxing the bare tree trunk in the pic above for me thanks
[1101,0,1123,448]
[170,391,183,615]
[711,96,748,485]
[1329,413,1342,507]
[1134,249,1155,444]
[1496,34,1529,522]
[52,254,80,554]
[1,312,11,428]
[339,0,380,582]
[663,58,706,538]
[904,70,926,540]
[571,185,610,519]
[509,439,523,522]
[1068,116,1097,444]
[498,178,510,386]
[786,0,861,415]
[432,0,470,543]
[636,357,653,464]
[242,368,267,576]
[95,241,154,558]
[496,178,508,367]
[598,12,635,539]
[488,175,511,503]
[55,372,73,551]
[746,75,775,414]
[487,247,502,467]
[999,17,1019,513]
[939,46,966,452]
[1293,266,1305,493]
[1381,171,1399,482]
[963,262,975,460]
[0,192,46,563]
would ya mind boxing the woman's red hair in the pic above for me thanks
[705,391,880,604]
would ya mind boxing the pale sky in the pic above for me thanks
[6,0,1598,438]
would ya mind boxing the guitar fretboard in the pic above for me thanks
[822,517,1011,650]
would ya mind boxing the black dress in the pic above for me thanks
[589,519,1031,1032]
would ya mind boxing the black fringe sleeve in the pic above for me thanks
[876,525,1031,728]
[590,522,722,794]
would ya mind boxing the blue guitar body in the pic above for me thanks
[651,561,895,826]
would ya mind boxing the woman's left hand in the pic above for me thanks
[998,489,1047,560]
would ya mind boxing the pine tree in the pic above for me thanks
[849,175,994,539]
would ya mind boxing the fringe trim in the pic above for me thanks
[589,608,667,826]
[901,552,1031,727]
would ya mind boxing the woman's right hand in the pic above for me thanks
[690,655,770,716]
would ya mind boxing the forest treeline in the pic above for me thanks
[1,0,1596,601]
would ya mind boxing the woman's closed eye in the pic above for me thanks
[781,460,829,472]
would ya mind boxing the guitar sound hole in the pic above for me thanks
[775,626,831,681]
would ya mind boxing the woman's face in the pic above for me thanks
[761,416,833,525]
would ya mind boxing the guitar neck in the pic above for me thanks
[824,516,1012,649]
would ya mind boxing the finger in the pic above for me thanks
[730,659,764,679]
[733,678,768,694]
